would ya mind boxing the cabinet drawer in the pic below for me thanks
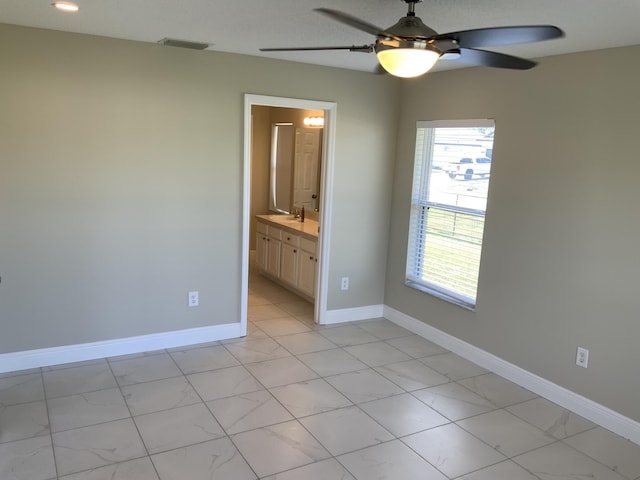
[300,237,316,253]
[282,232,300,247]
[256,221,268,235]
[269,227,282,240]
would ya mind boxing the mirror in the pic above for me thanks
[251,106,323,216]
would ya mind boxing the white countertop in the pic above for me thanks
[256,214,319,239]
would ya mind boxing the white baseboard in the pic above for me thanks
[321,304,384,325]
[384,305,640,446]
[0,322,243,374]
[4,304,639,446]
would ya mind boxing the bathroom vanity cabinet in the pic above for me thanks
[255,215,318,301]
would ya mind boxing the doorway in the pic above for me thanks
[241,95,337,337]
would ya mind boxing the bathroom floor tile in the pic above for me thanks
[42,359,108,372]
[206,390,293,434]
[48,387,130,432]
[262,458,355,480]
[0,368,41,380]
[166,341,221,352]
[222,321,270,343]
[232,420,330,477]
[248,293,272,306]
[59,457,160,480]
[274,331,337,355]
[356,319,413,340]
[324,369,403,404]
[169,345,239,374]
[244,356,318,388]
[52,418,146,476]
[297,348,367,377]
[151,437,256,480]
[420,352,489,380]
[254,317,311,336]
[374,359,449,391]
[344,341,411,367]
[187,365,263,401]
[458,373,538,408]
[0,401,49,443]
[317,325,379,347]
[109,353,183,386]
[43,364,117,399]
[513,441,628,480]
[506,397,596,439]
[358,393,449,437]
[248,304,290,321]
[456,459,540,480]
[121,376,201,416]
[274,299,314,317]
[385,334,449,358]
[403,423,505,478]
[107,350,166,362]
[224,338,292,364]
[0,435,56,480]
[564,427,640,480]
[337,439,448,480]
[299,406,394,455]
[134,403,224,454]
[412,382,496,421]
[269,378,352,418]
[458,409,556,457]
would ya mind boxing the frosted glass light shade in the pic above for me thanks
[377,48,440,78]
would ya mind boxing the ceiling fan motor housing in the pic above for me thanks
[375,16,457,56]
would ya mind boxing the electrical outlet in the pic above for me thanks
[341,277,349,290]
[188,291,199,307]
[576,346,589,368]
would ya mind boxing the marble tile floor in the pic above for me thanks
[2,271,640,479]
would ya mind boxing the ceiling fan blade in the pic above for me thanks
[451,48,537,70]
[314,8,400,40]
[434,25,564,49]
[260,45,373,53]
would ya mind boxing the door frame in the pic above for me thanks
[241,94,337,334]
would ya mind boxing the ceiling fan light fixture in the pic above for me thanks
[376,46,440,78]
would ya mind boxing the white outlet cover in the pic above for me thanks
[576,347,589,368]
[188,291,199,307]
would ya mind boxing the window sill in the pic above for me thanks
[404,280,476,312]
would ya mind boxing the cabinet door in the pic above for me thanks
[266,238,281,278]
[255,233,268,271]
[281,242,299,286]
[298,250,316,298]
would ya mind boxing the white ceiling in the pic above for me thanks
[2,0,639,73]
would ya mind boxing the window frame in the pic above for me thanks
[405,119,495,311]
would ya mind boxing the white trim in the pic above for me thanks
[0,323,243,374]
[416,119,495,129]
[321,304,384,325]
[243,94,337,327]
[384,305,640,445]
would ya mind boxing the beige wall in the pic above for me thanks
[0,24,399,353]
[385,45,640,422]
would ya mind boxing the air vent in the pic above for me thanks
[158,38,210,50]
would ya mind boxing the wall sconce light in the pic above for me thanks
[303,117,324,127]
[52,2,79,12]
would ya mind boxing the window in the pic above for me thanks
[406,120,495,310]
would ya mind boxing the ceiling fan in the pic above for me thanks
[260,0,564,78]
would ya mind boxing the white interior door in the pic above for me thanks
[293,128,320,211]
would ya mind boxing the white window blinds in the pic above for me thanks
[406,120,495,309]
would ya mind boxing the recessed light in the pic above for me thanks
[52,2,79,13]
